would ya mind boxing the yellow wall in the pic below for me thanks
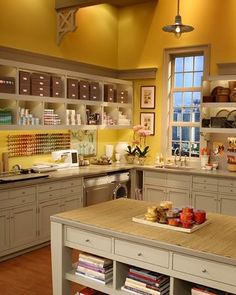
[1,0,236,168]
[0,1,118,68]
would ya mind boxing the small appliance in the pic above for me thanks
[51,149,79,168]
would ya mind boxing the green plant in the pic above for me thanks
[136,145,150,158]
[126,145,137,155]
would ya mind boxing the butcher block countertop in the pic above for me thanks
[51,198,236,266]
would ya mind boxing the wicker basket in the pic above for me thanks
[227,163,236,172]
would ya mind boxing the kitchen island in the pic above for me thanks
[51,198,236,295]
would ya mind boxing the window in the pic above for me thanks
[162,46,209,160]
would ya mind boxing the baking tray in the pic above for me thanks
[132,214,210,233]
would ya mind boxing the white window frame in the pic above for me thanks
[161,45,210,163]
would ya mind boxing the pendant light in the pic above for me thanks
[162,0,194,38]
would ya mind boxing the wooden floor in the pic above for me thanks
[0,246,80,295]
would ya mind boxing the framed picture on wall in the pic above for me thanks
[140,85,156,109]
[140,112,155,136]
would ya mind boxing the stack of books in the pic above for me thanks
[191,286,234,295]
[121,267,170,295]
[75,253,113,284]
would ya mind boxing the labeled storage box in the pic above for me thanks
[67,78,78,99]
[89,82,101,101]
[31,72,50,96]
[79,80,89,100]
[19,71,30,95]
[51,76,63,97]
[104,84,115,102]
[0,77,15,94]
[116,90,128,103]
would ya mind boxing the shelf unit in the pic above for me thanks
[0,59,133,130]
[201,75,236,134]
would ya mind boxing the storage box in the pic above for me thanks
[67,78,78,99]
[31,72,51,83]
[104,84,115,102]
[116,90,128,103]
[51,76,63,97]
[89,82,101,101]
[79,80,89,100]
[19,71,31,95]
[0,77,15,94]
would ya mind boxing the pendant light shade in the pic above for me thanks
[162,0,194,38]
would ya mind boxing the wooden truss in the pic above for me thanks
[56,7,78,45]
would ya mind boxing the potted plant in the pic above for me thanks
[126,145,137,164]
[136,145,150,165]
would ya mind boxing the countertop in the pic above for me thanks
[2,162,236,190]
[51,198,236,265]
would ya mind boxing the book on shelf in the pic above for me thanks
[191,287,228,295]
[129,267,168,284]
[79,253,112,267]
[78,260,113,273]
[78,287,98,295]
[75,271,112,284]
[124,279,169,295]
[127,273,169,287]
[121,285,169,295]
[125,277,169,292]
[76,266,113,280]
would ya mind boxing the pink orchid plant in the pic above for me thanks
[127,125,151,157]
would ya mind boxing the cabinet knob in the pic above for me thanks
[137,252,142,257]
[85,239,90,243]
[201,268,207,273]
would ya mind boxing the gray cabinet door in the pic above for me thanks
[219,194,236,216]
[10,204,37,248]
[38,199,61,241]
[0,210,10,252]
[192,191,218,213]
[167,188,191,208]
[143,185,166,203]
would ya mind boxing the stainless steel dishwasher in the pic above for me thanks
[83,174,113,206]
[83,170,130,206]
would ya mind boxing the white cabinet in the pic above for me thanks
[143,170,191,207]
[218,178,236,216]
[0,186,37,255]
[37,178,83,241]
[0,59,133,130]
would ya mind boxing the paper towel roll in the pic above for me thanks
[105,145,113,158]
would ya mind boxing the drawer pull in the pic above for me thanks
[201,268,207,273]
[85,239,90,242]
[137,252,142,257]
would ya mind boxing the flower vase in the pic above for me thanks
[200,155,209,168]
[126,154,135,164]
[139,157,146,166]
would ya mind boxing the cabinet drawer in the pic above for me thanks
[167,173,191,189]
[61,185,82,196]
[38,190,62,201]
[218,186,236,194]
[144,171,167,186]
[193,176,218,185]
[173,253,236,287]
[219,179,236,187]
[9,186,36,198]
[192,183,218,192]
[38,181,61,193]
[115,239,169,268]
[60,178,82,188]
[0,194,35,209]
[65,227,112,253]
